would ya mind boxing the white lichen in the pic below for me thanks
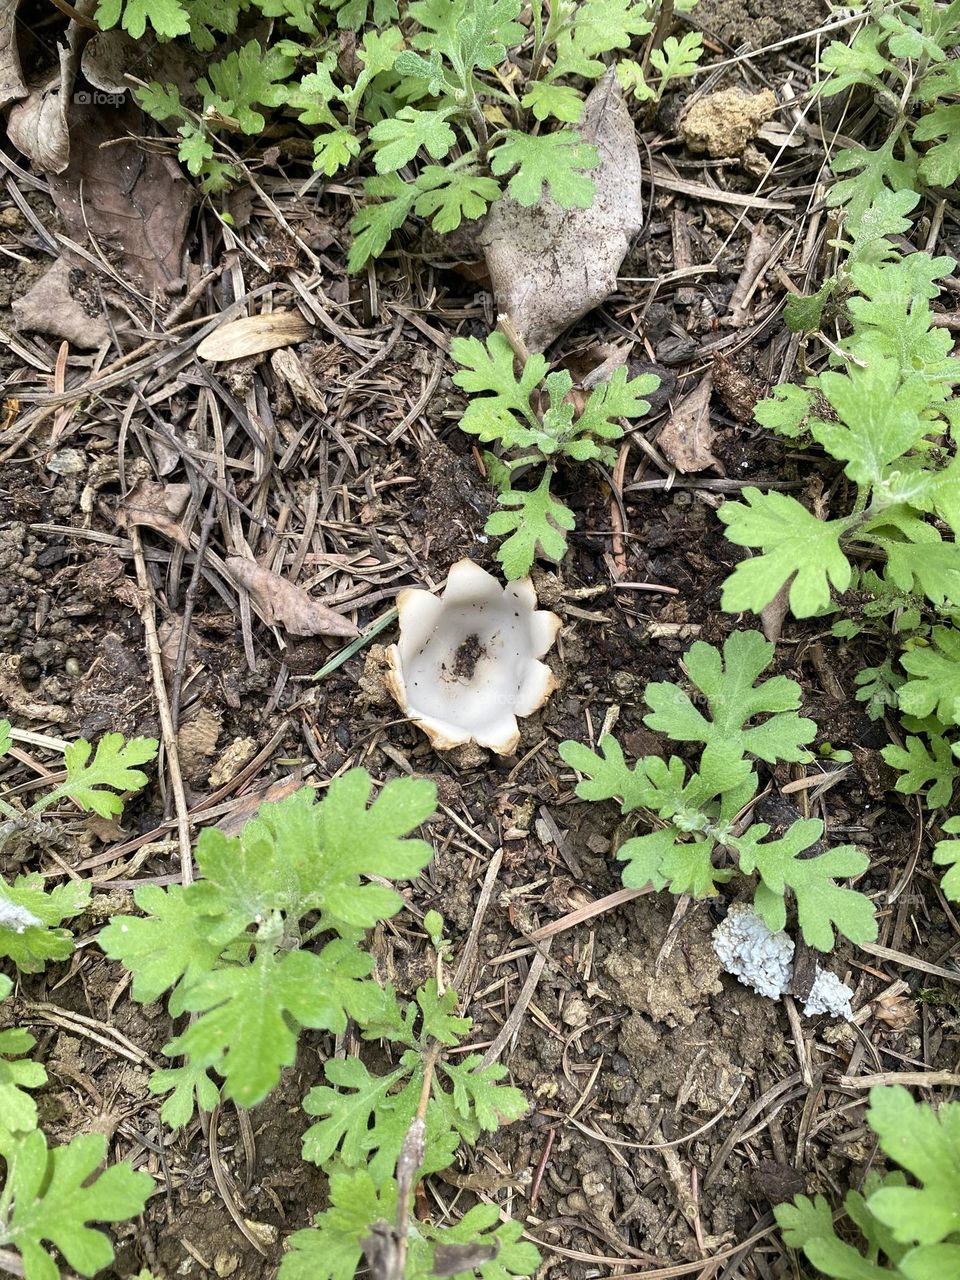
[712,903,854,1020]
[385,559,560,755]
[712,903,794,999]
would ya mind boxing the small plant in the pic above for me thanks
[559,630,877,951]
[815,0,960,225]
[98,0,702,267]
[776,1084,960,1277]
[99,774,539,1277]
[0,722,157,973]
[451,331,659,577]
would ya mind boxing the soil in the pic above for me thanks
[2,7,959,1280]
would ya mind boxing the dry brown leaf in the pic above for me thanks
[198,312,312,362]
[118,479,192,549]
[12,257,110,349]
[0,0,27,109]
[81,27,197,96]
[679,88,778,159]
[47,98,193,295]
[480,68,643,352]
[226,556,359,639]
[657,375,719,474]
[158,614,198,686]
[208,736,258,788]
[177,706,221,779]
[6,25,83,174]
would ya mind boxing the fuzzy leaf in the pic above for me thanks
[0,876,90,974]
[719,488,853,617]
[279,1169,393,1280]
[485,471,575,578]
[934,815,960,901]
[521,81,585,123]
[56,735,156,819]
[811,362,931,487]
[96,0,190,38]
[413,168,501,232]
[882,736,958,808]
[490,131,598,208]
[867,1085,960,1245]
[0,1027,45,1135]
[0,1129,153,1280]
[368,106,457,173]
[734,819,876,950]
[199,40,296,134]
[898,630,960,725]
[348,174,420,272]
[642,630,815,766]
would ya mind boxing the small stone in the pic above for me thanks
[561,996,590,1028]
[213,1252,239,1278]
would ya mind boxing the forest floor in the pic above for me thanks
[2,0,959,1277]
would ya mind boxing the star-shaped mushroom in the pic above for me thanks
[385,560,560,755]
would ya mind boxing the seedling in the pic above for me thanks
[451,332,659,577]
[776,1085,960,1278]
[0,722,157,973]
[560,631,877,951]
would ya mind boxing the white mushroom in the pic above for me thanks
[385,559,560,755]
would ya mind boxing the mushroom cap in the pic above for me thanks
[385,559,560,755]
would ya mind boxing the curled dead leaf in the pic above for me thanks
[225,556,359,638]
[7,20,85,173]
[657,375,719,474]
[481,68,643,352]
[0,1,27,109]
[197,311,312,362]
[118,479,192,549]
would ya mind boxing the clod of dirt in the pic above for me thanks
[208,736,258,788]
[225,556,359,639]
[12,258,110,349]
[603,910,724,1027]
[197,312,312,362]
[481,68,643,352]
[177,706,221,781]
[385,558,560,755]
[657,374,719,474]
[679,88,778,158]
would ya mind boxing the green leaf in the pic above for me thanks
[828,137,919,232]
[490,131,598,208]
[55,735,157,819]
[135,81,186,122]
[719,488,854,617]
[817,25,891,96]
[452,331,548,433]
[302,1056,408,1172]
[149,1060,221,1129]
[450,0,525,77]
[753,384,816,438]
[167,942,382,1109]
[733,819,876,950]
[811,362,930,487]
[0,1026,45,1134]
[934,815,960,901]
[784,282,837,333]
[559,735,657,813]
[348,174,419,272]
[279,1169,393,1280]
[413,168,501,233]
[98,885,227,1009]
[199,40,296,135]
[649,31,703,91]
[95,0,190,38]
[313,127,362,177]
[0,875,90,974]
[643,630,815,767]
[916,105,960,186]
[867,1085,960,1245]
[521,81,585,123]
[882,735,958,808]
[0,1128,152,1280]
[368,106,457,173]
[485,470,576,578]
[439,1055,528,1132]
[898,629,960,725]
[775,1192,891,1280]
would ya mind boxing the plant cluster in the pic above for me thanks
[558,631,878,950]
[713,3,960,902]
[776,1084,960,1278]
[97,0,702,268]
[451,331,660,577]
[0,723,157,1280]
[98,771,540,1279]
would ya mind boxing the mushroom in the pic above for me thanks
[385,559,560,755]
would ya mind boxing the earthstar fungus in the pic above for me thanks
[385,559,560,755]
